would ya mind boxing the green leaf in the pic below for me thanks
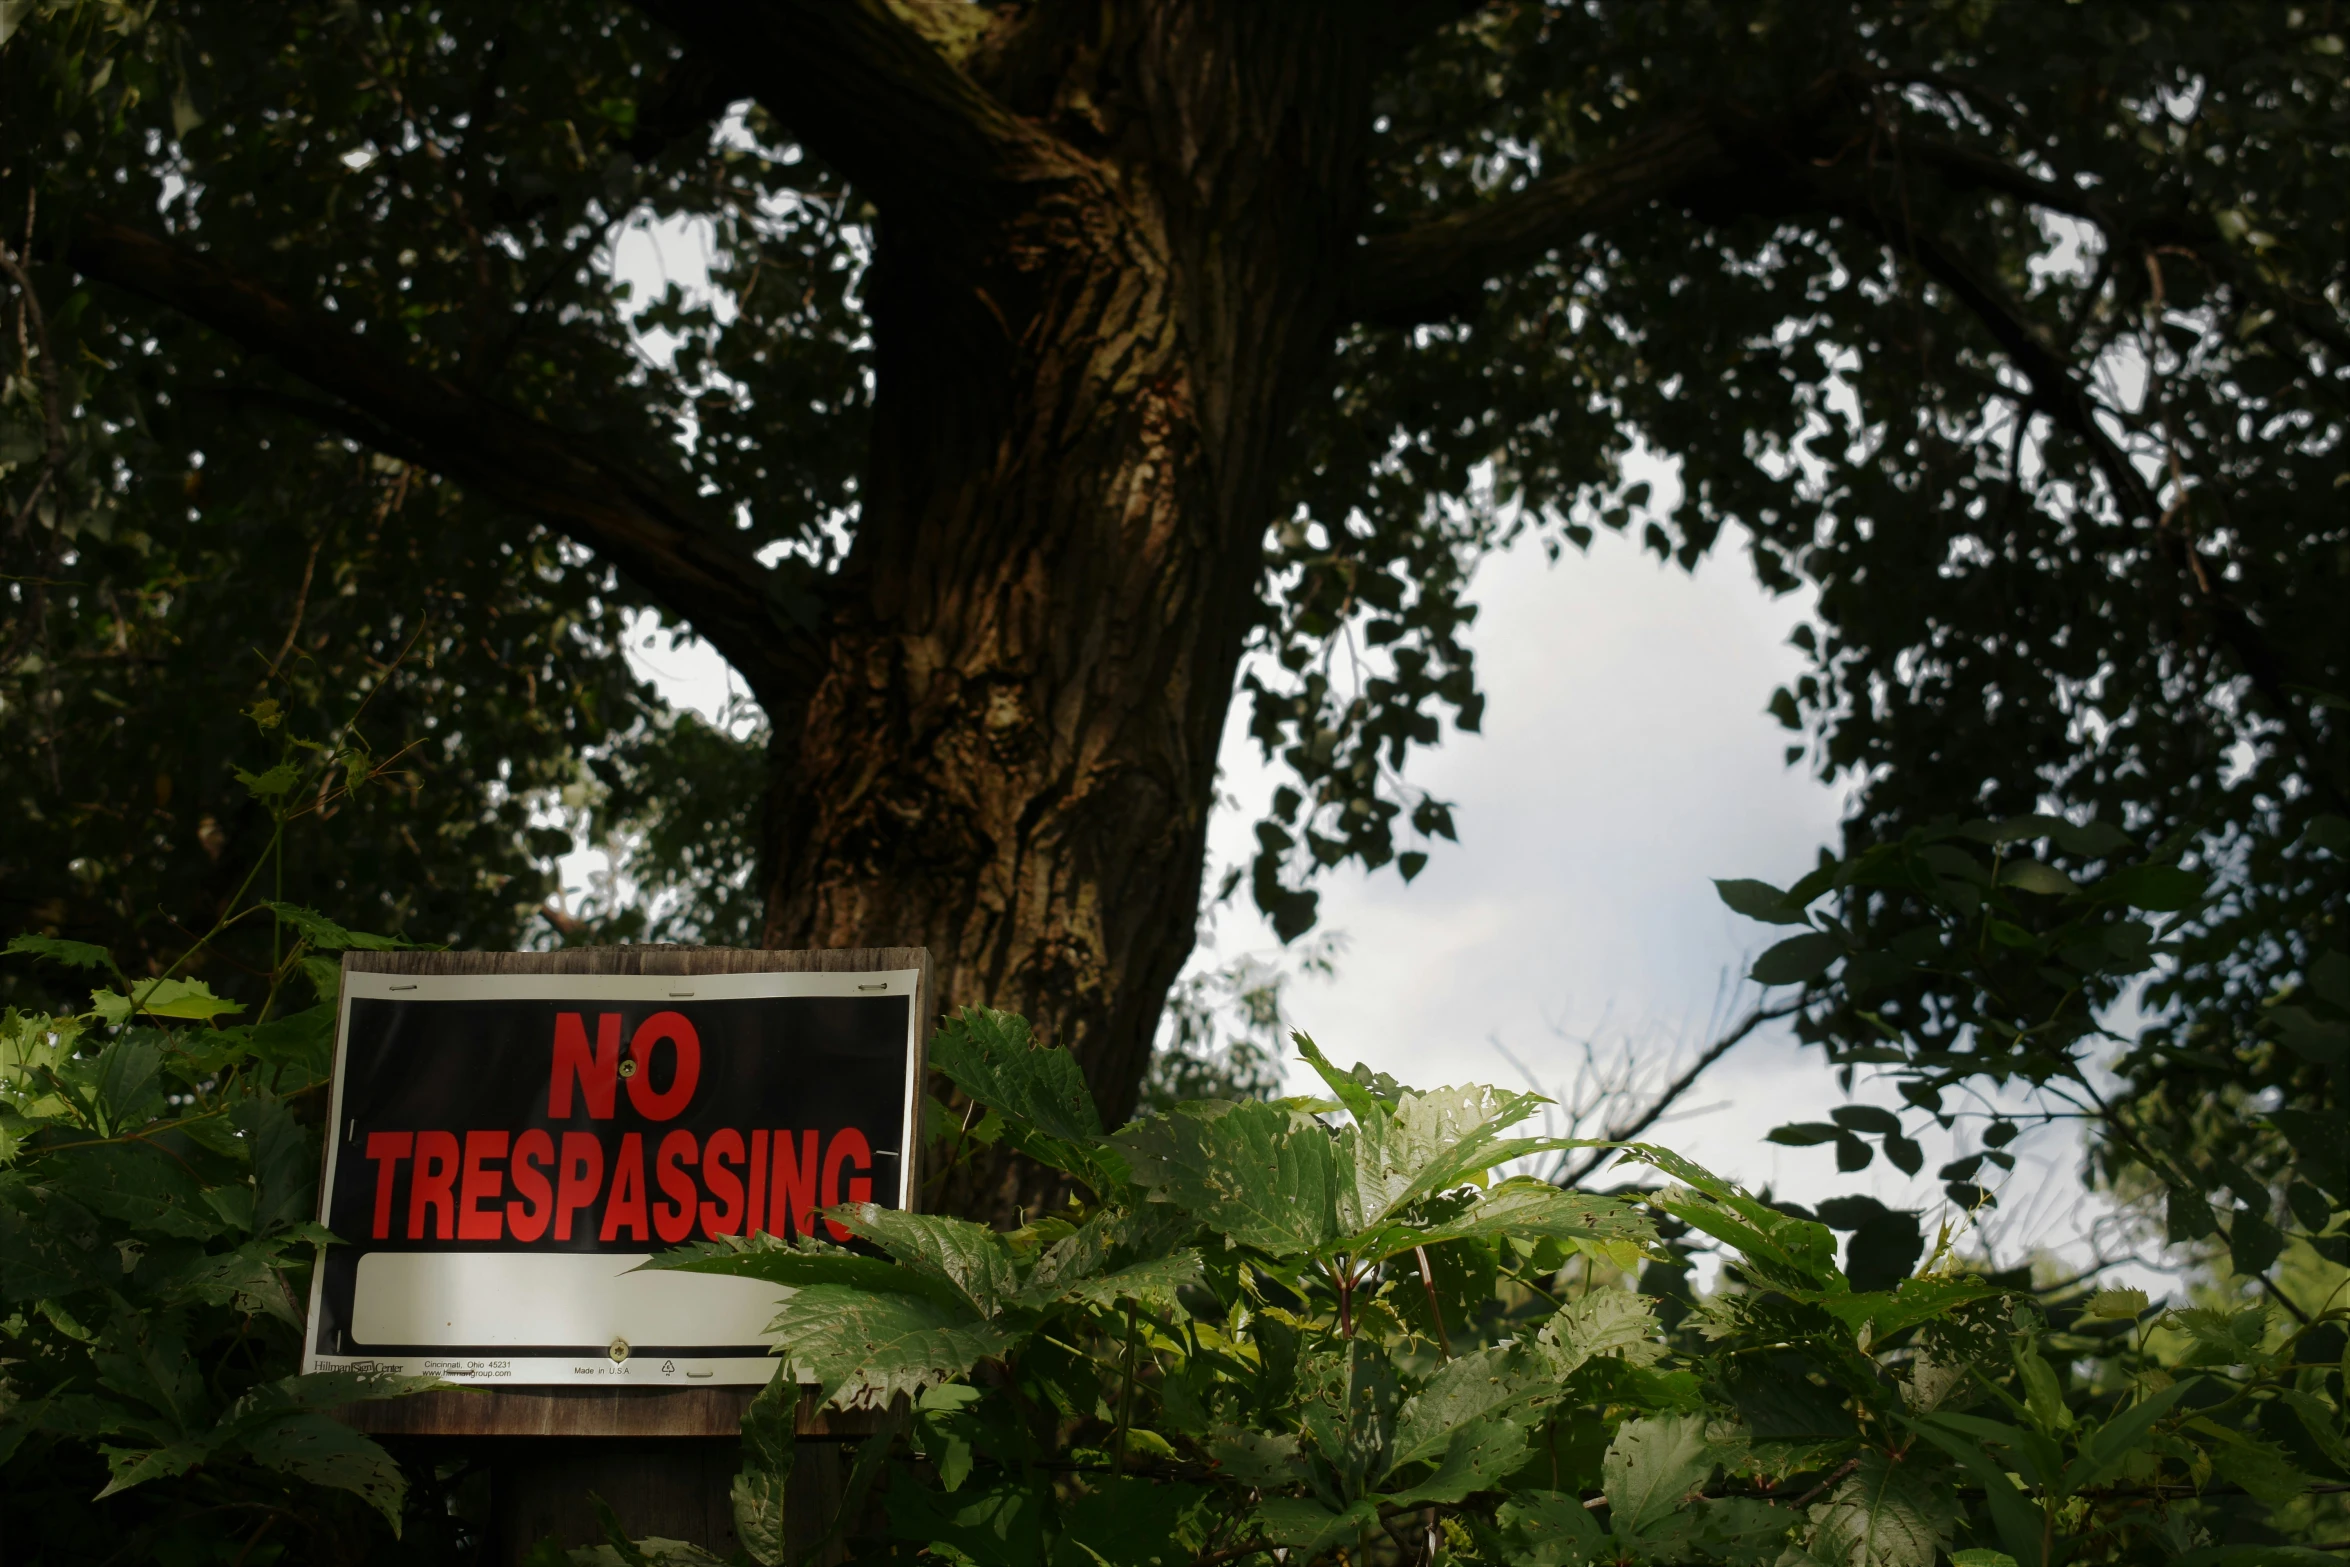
[1601,1414,1725,1537]
[1381,1416,1528,1505]
[730,1374,797,1566]
[2167,1185,2219,1243]
[2065,1379,2195,1493]
[249,1003,336,1082]
[2083,1287,2149,1320]
[1751,933,1843,986]
[1800,1450,1955,1567]
[91,1031,166,1126]
[825,1203,1022,1317]
[1292,1030,1382,1125]
[1115,1098,1339,1257]
[49,1143,220,1238]
[95,1441,210,1498]
[1407,1179,1652,1260]
[929,1008,1101,1143]
[1769,1122,1843,1147]
[887,1475,1044,1567]
[94,977,245,1023]
[2229,1210,2285,1278]
[1998,859,2079,896]
[233,1092,316,1236]
[240,1410,411,1531]
[1048,1475,1211,1567]
[2203,1428,2314,1509]
[261,902,417,951]
[1829,1105,1902,1136]
[1255,1497,1377,1555]
[234,762,303,799]
[1496,1489,1609,1566]
[1330,1078,1577,1241]
[1044,1249,1204,1317]
[1904,1416,2045,1563]
[765,1284,1012,1409]
[1299,1339,1400,1501]
[2094,863,2206,912]
[1536,1288,1665,1376]
[1391,1343,1551,1468]
[641,1233,978,1318]
[1715,877,1812,925]
[4,934,119,973]
[1206,1425,1304,1487]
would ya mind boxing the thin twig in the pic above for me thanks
[1555,1001,1797,1188]
[1788,1456,1864,1510]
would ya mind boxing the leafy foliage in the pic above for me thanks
[675,1013,2348,1565]
[1711,813,2347,1300]
[0,712,460,1562]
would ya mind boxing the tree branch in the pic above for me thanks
[1801,176,2349,814]
[1553,1000,1797,1190]
[1348,110,1742,325]
[629,0,1082,220]
[64,217,822,712]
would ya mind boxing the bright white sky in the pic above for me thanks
[595,222,2166,1295]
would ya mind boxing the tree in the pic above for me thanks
[5,0,2342,1187]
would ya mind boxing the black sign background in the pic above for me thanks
[313,991,910,1358]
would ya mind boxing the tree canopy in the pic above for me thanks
[2,1,2343,1177]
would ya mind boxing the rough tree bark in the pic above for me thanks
[61,0,1759,1212]
[750,8,1376,1152]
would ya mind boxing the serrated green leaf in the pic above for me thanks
[1407,1178,1652,1257]
[49,1143,220,1238]
[1538,1286,1665,1375]
[825,1202,1021,1317]
[1497,1488,1610,1566]
[1048,1474,1212,1567]
[240,1411,412,1530]
[4,934,119,972]
[730,1372,796,1565]
[94,977,244,1023]
[767,1284,1011,1409]
[1299,1339,1400,1501]
[929,1008,1101,1143]
[1381,1416,1528,1505]
[639,1232,977,1317]
[235,762,302,798]
[1802,1449,1955,1567]
[1207,1424,1304,1487]
[1391,1343,1549,1468]
[262,901,418,951]
[2203,1427,2314,1509]
[1602,1414,1727,1537]
[1254,1496,1377,1554]
[1115,1098,1339,1256]
[1046,1249,1204,1317]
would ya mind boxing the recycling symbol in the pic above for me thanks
[660,1360,676,1374]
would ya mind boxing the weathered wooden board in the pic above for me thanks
[328,945,929,1440]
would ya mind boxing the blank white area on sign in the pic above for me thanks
[352,1251,782,1347]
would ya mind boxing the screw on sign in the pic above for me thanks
[302,958,928,1387]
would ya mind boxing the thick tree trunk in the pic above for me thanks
[758,8,1372,1196]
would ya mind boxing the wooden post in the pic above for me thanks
[326,945,928,1561]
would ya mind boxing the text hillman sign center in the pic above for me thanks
[301,961,924,1385]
